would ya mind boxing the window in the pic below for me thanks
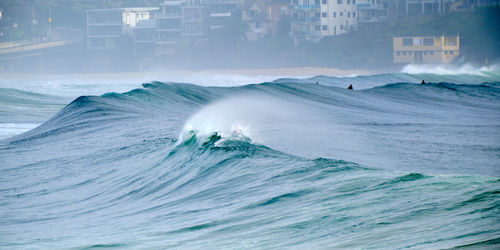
[315,25,321,31]
[338,0,343,4]
[449,50,454,55]
[333,12,336,17]
[340,25,344,30]
[424,51,428,55]
[409,51,412,55]
[353,0,356,3]
[444,51,448,55]
[315,12,321,18]
[249,10,257,17]
[322,0,327,3]
[396,51,400,55]
[353,12,356,17]
[423,38,434,46]
[347,12,350,17]
[315,0,321,5]
[255,22,261,29]
[340,11,343,16]
[322,12,327,17]
[403,38,413,46]
[430,51,434,55]
[403,51,407,55]
[322,25,328,30]
[347,0,350,4]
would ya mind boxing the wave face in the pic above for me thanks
[1,70,500,248]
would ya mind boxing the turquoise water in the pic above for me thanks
[0,70,499,248]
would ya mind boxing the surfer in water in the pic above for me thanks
[348,84,353,90]
[421,80,426,84]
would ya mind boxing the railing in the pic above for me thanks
[291,17,320,22]
[356,4,385,10]
[291,4,320,9]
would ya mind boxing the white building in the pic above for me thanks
[291,0,358,43]
[320,0,358,36]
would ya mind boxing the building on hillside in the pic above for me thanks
[242,0,290,41]
[242,0,271,41]
[133,19,156,55]
[356,0,390,30]
[181,0,209,45]
[155,0,209,54]
[86,9,124,49]
[208,0,241,31]
[291,0,358,44]
[86,8,158,49]
[393,35,460,63]
[268,0,291,37]
[290,0,321,43]
[320,0,358,37]
[405,0,457,15]
[155,0,183,55]
[449,0,500,11]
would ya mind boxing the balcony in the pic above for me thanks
[291,4,320,9]
[356,4,385,10]
[291,17,320,23]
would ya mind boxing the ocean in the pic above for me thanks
[0,65,499,248]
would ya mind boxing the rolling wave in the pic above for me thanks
[0,74,499,248]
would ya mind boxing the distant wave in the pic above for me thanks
[401,63,498,75]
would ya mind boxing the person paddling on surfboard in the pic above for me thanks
[421,80,425,84]
[348,84,353,90]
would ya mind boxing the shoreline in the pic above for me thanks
[0,67,385,80]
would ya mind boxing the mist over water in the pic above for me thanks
[0,64,499,248]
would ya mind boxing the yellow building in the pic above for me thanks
[393,35,460,64]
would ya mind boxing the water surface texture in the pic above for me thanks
[1,68,499,248]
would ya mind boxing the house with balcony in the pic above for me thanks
[290,0,322,43]
[155,0,183,55]
[86,9,124,49]
[181,0,209,45]
[86,7,158,50]
[406,0,457,16]
[208,0,241,31]
[242,0,271,41]
[393,35,460,63]
[356,0,389,30]
[291,0,359,44]
[133,19,156,55]
[320,0,358,37]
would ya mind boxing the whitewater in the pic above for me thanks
[0,65,499,249]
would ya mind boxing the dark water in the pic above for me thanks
[0,71,499,248]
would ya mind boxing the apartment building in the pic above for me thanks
[208,0,241,31]
[86,9,124,49]
[393,35,460,63]
[406,0,456,15]
[181,0,209,45]
[356,0,389,30]
[290,0,321,42]
[320,0,358,36]
[87,8,158,49]
[291,0,358,43]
